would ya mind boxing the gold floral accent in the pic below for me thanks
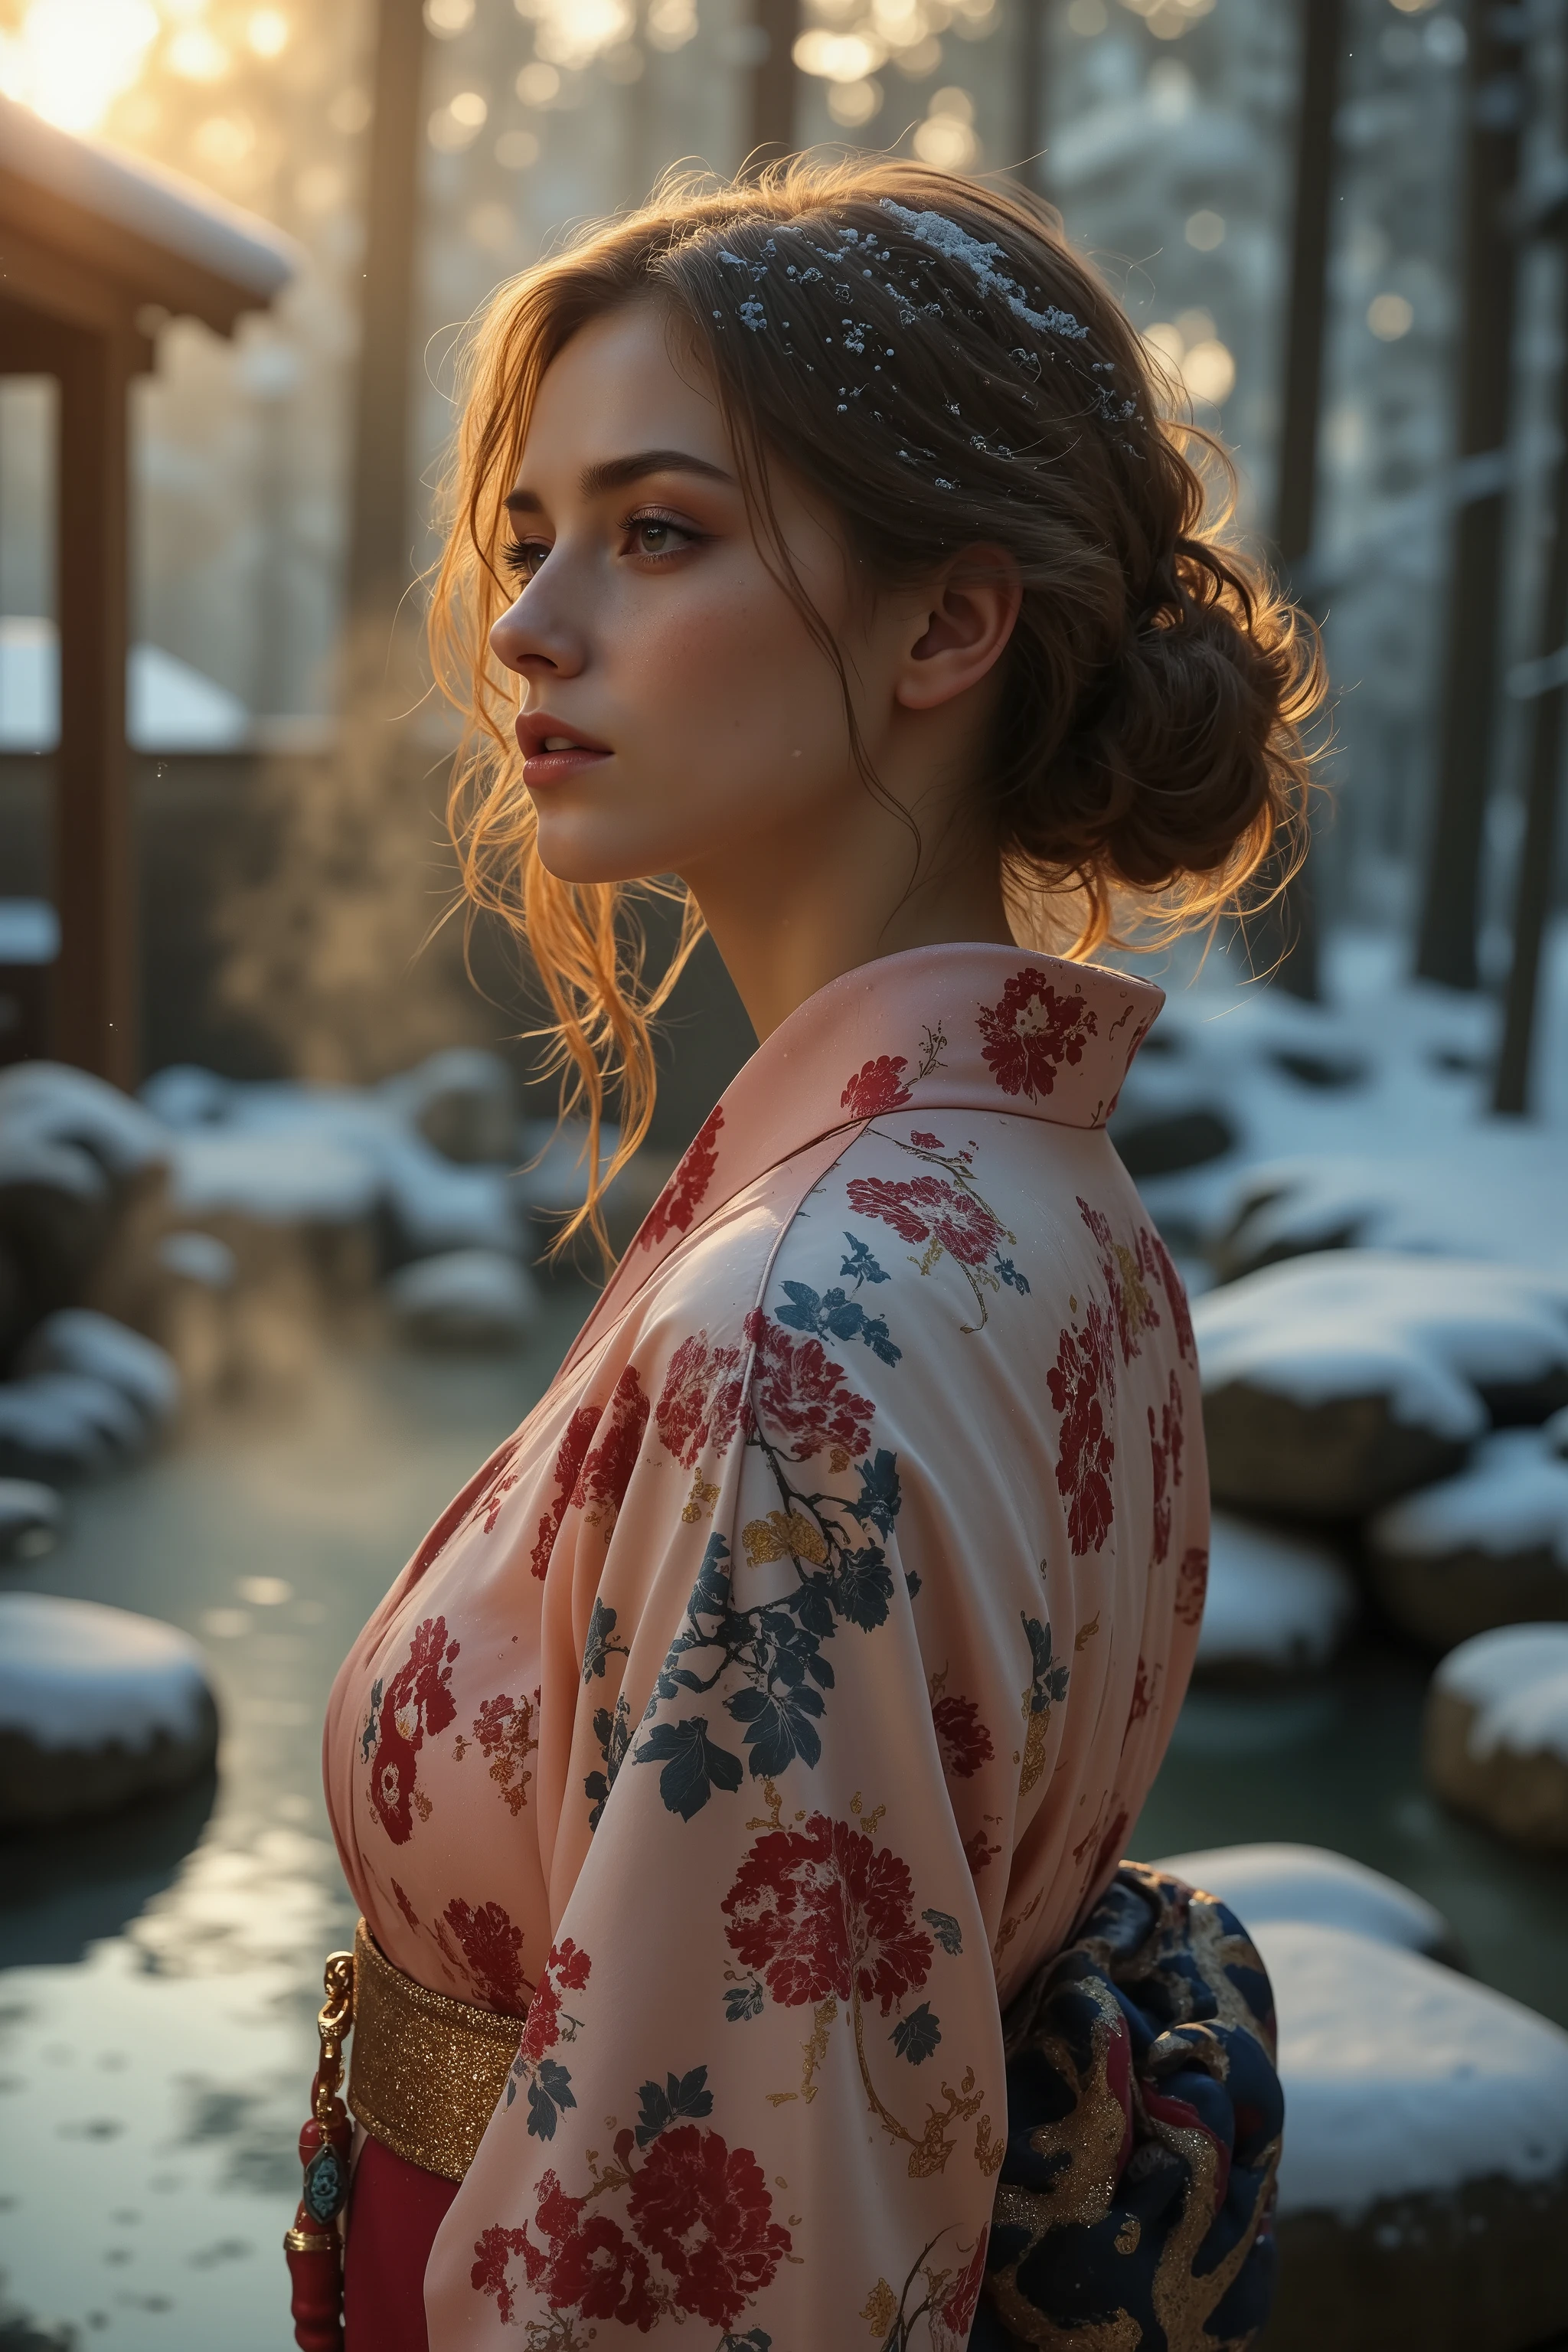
[743,1509,828,1566]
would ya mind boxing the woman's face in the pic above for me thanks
[488,302,917,891]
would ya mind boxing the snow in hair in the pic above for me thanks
[878,198,1089,344]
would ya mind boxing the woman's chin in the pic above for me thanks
[531,813,682,889]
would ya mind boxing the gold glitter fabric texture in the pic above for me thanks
[978,1864,1283,2351]
[345,1919,524,2184]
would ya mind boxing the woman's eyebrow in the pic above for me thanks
[504,449,736,515]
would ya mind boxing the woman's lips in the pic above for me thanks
[515,710,611,789]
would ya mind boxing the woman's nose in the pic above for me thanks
[489,583,585,681]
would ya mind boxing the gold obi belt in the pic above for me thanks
[344,1918,525,2184]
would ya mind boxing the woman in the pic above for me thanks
[310,157,1314,2349]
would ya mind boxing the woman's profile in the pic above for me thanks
[300,155,1318,2350]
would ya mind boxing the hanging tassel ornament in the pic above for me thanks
[284,1945,355,2352]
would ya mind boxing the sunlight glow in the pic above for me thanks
[0,0,158,132]
[245,7,289,57]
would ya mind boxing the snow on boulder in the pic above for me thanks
[385,1249,540,1349]
[1148,1841,1450,1958]
[17,1308,181,1433]
[0,1371,149,1480]
[0,1060,167,1185]
[1194,1514,1357,1679]
[1194,1253,1568,1518]
[167,1128,381,1227]
[0,1478,62,1563]
[1367,1423,1568,1648]
[1425,1623,1568,1853]
[379,1048,518,1166]
[0,1593,218,1825]
[1259,1919,1568,2352]
[1211,1129,1568,1285]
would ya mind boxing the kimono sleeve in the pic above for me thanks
[426,1236,1019,2349]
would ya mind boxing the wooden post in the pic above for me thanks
[346,0,427,618]
[749,0,800,164]
[53,322,136,1086]
[1415,0,1526,988]
[1250,0,1344,999]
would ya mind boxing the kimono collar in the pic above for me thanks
[572,943,1162,1367]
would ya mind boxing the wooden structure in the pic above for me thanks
[0,93,292,1086]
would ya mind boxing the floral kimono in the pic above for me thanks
[323,940,1210,2350]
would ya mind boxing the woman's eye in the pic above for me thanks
[503,537,549,579]
[626,513,697,560]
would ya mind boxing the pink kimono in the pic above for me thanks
[324,941,1208,2348]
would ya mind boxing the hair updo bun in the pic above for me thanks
[433,154,1323,1246]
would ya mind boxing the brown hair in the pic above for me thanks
[430,154,1322,1253]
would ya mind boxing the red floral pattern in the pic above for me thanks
[978,968,1098,1102]
[933,1693,995,1782]
[1078,1197,1161,1367]
[1148,1370,1185,1569]
[721,1811,933,2015]
[841,1054,912,1119]
[1174,1544,1209,1628]
[365,1616,459,1845]
[529,1403,602,1579]
[1148,1225,1196,1365]
[963,1826,1001,1879]
[639,1104,724,1251]
[473,2121,789,2339]
[464,1689,537,1816]
[517,1936,592,2067]
[743,1310,874,1463]
[654,1331,745,1469]
[939,2228,989,2343]
[846,1172,1002,1266]
[626,2124,793,2330]
[572,1365,650,1524]
[473,2176,657,2332]
[1047,1301,1117,1557]
[444,1896,528,2011]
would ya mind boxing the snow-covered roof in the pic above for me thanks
[0,91,293,312]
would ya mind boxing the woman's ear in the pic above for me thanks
[895,546,1023,712]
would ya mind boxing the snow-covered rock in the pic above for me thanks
[1367,1422,1568,1648]
[1194,1253,1568,1517]
[17,1308,181,1434]
[0,1593,218,1824]
[0,1371,149,1480]
[384,1249,540,1349]
[1211,1129,1568,1286]
[1149,1841,1450,1958]
[166,1127,381,1227]
[1194,1514,1357,1678]
[155,1228,237,1289]
[1259,1919,1568,2352]
[0,1478,62,1562]
[1425,1624,1568,1852]
[379,1048,518,1165]
[0,1060,167,1187]
[144,1063,524,1262]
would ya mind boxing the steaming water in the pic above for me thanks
[2,1308,1566,2348]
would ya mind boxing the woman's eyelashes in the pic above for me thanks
[622,508,706,563]
[501,507,707,583]
[502,536,550,580]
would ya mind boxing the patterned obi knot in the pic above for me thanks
[978,1864,1283,2351]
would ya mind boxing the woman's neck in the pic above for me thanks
[684,818,1014,1042]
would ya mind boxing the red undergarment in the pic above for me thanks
[343,2136,458,2351]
